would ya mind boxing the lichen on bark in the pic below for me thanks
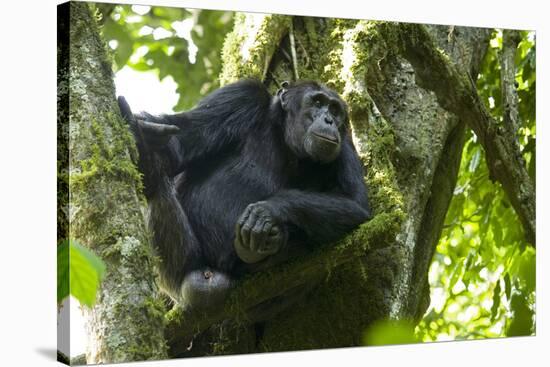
[62,2,167,363]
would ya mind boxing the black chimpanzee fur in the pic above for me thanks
[118,79,371,314]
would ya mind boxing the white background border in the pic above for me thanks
[0,0,547,366]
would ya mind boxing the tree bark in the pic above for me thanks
[382,24,535,246]
[500,30,522,138]
[58,2,167,363]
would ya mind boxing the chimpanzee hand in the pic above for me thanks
[234,201,288,264]
[118,96,180,197]
[134,119,180,147]
[118,96,180,149]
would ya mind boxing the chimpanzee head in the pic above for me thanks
[277,81,349,163]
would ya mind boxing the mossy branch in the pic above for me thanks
[220,13,291,85]
[378,23,535,246]
[165,211,400,354]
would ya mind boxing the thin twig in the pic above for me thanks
[289,21,299,81]
[261,50,270,82]
[270,71,282,89]
[296,37,310,68]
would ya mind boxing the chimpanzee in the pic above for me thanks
[118,79,371,314]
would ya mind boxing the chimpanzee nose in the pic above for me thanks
[324,116,333,125]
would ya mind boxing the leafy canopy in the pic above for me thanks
[416,30,536,342]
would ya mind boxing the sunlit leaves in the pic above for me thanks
[100,5,234,111]
[491,280,501,321]
[416,30,536,342]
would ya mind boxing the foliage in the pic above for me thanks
[416,30,536,341]
[364,320,419,346]
[99,4,233,111]
[57,240,106,307]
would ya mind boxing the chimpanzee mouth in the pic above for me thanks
[313,133,339,144]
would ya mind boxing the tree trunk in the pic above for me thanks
[58,2,167,363]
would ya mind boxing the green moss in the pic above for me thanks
[144,296,167,325]
[220,14,291,84]
[70,115,141,191]
[303,17,319,51]
[165,306,185,327]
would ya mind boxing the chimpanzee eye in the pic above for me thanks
[329,103,340,116]
[314,99,322,107]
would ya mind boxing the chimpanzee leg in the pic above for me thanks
[118,96,232,310]
[145,151,233,311]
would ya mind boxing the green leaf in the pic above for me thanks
[491,280,501,321]
[507,292,534,336]
[492,221,503,246]
[69,240,106,307]
[101,20,134,69]
[518,248,536,292]
[364,319,418,346]
[57,240,70,304]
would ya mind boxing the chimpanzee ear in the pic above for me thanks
[276,81,290,111]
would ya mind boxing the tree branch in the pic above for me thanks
[289,20,299,80]
[500,30,522,142]
[380,23,535,246]
[165,212,399,355]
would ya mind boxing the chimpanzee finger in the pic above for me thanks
[240,210,259,250]
[236,203,263,250]
[242,204,253,221]
[268,224,280,237]
[235,206,251,249]
[234,221,243,249]
[237,205,253,231]
[261,230,283,255]
[249,220,267,254]
[138,119,180,136]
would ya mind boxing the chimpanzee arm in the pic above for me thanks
[267,191,370,244]
[142,80,273,172]
[234,134,371,263]
[268,134,370,243]
[234,191,369,264]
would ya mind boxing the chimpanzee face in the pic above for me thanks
[279,82,348,163]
